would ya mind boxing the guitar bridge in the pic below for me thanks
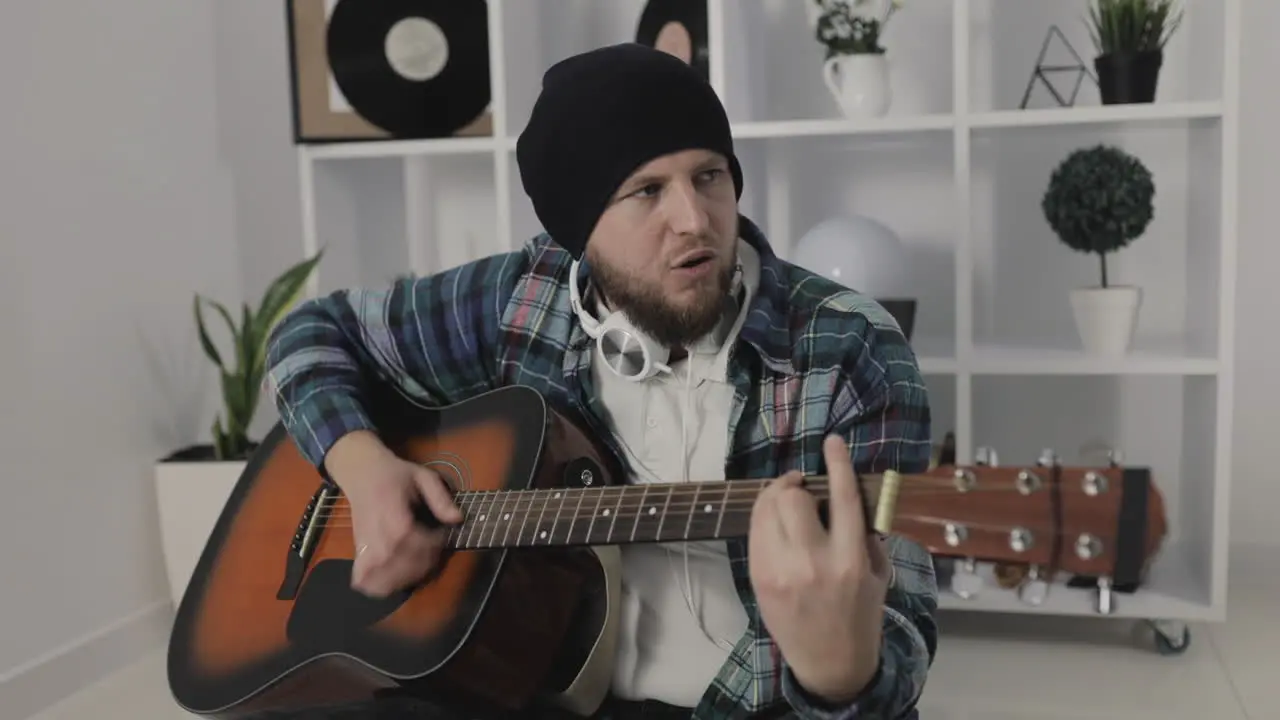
[276,484,338,601]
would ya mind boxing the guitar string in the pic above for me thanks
[310,475,1107,507]
[311,483,1118,521]
[316,515,1114,539]
[316,514,1118,545]
[302,478,1131,546]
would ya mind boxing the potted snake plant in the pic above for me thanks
[154,251,322,605]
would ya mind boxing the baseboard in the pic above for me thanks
[1,598,174,720]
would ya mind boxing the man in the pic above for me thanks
[266,43,937,720]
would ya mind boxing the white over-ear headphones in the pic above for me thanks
[570,259,672,382]
[569,257,744,383]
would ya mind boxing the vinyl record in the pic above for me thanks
[326,0,490,138]
[636,0,709,81]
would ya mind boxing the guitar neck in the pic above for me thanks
[441,476,864,550]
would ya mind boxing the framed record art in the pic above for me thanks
[635,0,709,81]
[285,0,493,144]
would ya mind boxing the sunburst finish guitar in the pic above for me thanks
[166,385,1168,718]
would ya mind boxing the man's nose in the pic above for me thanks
[663,180,711,235]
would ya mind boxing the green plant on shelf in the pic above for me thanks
[813,0,903,57]
[193,250,324,460]
[1041,144,1155,288]
[1084,0,1183,56]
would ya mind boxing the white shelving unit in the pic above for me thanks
[292,0,1240,647]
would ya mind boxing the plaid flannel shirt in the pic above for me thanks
[265,217,939,720]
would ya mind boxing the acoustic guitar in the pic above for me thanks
[166,384,1167,718]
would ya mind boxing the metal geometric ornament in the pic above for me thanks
[1019,24,1098,110]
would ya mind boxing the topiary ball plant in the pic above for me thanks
[1041,144,1155,288]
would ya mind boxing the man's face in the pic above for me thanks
[584,148,739,349]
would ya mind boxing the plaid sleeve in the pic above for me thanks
[264,248,529,473]
[782,301,938,719]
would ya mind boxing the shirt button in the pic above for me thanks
[647,417,658,428]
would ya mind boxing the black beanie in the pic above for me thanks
[516,43,744,260]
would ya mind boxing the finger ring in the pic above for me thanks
[357,544,368,556]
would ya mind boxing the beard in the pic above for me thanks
[587,250,735,349]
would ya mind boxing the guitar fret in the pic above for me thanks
[584,486,605,545]
[531,488,550,545]
[499,490,518,548]
[652,484,675,542]
[681,484,701,541]
[462,496,477,548]
[682,488,721,540]
[547,488,568,545]
[565,484,586,545]
[713,484,728,537]
[473,493,496,548]
[628,483,669,543]
[463,497,478,545]
[629,484,650,542]
[603,488,624,543]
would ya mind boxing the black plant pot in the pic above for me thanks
[1095,50,1163,105]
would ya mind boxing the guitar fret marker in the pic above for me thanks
[648,507,656,515]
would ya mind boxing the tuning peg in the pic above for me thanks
[1037,448,1059,467]
[1082,471,1109,496]
[1095,576,1115,615]
[950,558,984,599]
[1017,565,1050,606]
[1075,533,1104,560]
[1015,468,1043,495]
[1008,526,1034,553]
[975,446,998,466]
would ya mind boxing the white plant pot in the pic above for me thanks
[1069,286,1142,356]
[154,458,246,607]
[822,53,892,118]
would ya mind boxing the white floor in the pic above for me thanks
[27,549,1280,720]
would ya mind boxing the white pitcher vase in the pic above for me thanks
[822,53,892,118]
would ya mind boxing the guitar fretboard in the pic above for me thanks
[444,482,787,549]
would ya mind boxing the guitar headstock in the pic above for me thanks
[892,448,1168,596]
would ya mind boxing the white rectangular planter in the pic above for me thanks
[154,457,246,607]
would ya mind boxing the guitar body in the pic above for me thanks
[167,385,625,718]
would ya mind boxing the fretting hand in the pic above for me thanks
[748,434,892,704]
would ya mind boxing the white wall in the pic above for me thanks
[2,0,1278,717]
[0,1,245,716]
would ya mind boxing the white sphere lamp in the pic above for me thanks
[791,214,917,338]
